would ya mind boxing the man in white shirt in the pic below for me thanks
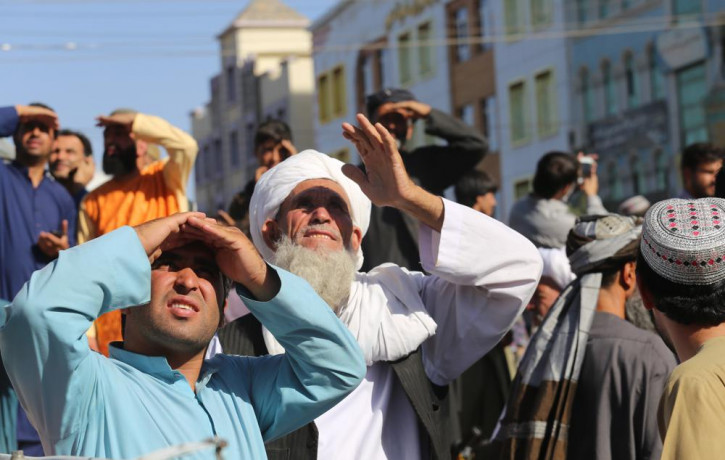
[219,114,542,459]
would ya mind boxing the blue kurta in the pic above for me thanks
[0,226,365,459]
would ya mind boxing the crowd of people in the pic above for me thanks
[0,88,723,460]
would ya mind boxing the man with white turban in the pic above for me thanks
[218,114,542,459]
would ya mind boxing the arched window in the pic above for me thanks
[624,52,639,109]
[581,67,594,123]
[602,60,617,116]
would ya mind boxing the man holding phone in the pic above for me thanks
[509,151,607,249]
[49,129,96,208]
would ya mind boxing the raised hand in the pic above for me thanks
[95,112,136,129]
[15,105,59,131]
[341,113,418,208]
[37,219,70,259]
[184,217,279,301]
[133,212,208,264]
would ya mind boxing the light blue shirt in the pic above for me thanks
[0,226,365,459]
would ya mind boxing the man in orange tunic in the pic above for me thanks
[79,109,198,354]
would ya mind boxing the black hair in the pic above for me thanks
[636,248,725,327]
[254,119,292,150]
[681,143,724,172]
[28,101,55,113]
[454,170,498,208]
[532,151,579,199]
[57,129,93,157]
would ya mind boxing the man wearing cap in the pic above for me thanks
[79,109,198,355]
[361,88,486,271]
[637,197,725,459]
[217,114,542,459]
[495,214,676,460]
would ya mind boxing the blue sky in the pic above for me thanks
[1,0,338,195]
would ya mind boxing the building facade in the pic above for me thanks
[569,0,725,209]
[492,0,574,222]
[191,0,314,213]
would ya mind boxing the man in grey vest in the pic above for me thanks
[219,114,542,459]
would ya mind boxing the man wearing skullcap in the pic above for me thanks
[495,214,676,460]
[637,197,725,459]
[360,88,486,271]
[79,109,198,355]
[217,114,542,459]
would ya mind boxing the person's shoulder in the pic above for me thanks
[669,342,725,386]
[142,159,166,175]
[591,313,676,366]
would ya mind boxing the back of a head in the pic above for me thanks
[455,170,498,208]
[57,129,93,157]
[637,198,725,327]
[532,151,578,199]
[566,214,642,286]
[254,119,292,148]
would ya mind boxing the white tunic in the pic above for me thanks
[315,199,542,459]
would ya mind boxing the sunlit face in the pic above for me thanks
[16,120,55,160]
[50,135,85,180]
[526,277,562,328]
[125,243,225,355]
[273,179,362,253]
[685,160,722,198]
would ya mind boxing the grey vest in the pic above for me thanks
[218,315,451,459]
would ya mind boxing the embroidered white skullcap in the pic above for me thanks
[538,247,576,290]
[618,195,651,217]
[249,150,371,270]
[641,198,725,285]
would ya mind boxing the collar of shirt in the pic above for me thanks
[108,342,221,389]
[8,159,55,184]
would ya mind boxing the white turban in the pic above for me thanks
[249,150,371,269]
[538,247,576,290]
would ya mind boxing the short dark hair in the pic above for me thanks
[455,170,498,208]
[532,151,579,199]
[29,101,55,113]
[254,119,292,150]
[57,129,93,157]
[636,248,725,327]
[680,143,724,172]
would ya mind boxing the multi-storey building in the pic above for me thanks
[491,0,575,222]
[569,0,725,208]
[191,0,314,213]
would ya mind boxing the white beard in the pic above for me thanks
[271,235,356,312]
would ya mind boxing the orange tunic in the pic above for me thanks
[79,113,197,355]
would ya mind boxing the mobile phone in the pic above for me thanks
[579,156,595,178]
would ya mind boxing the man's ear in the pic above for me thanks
[621,261,637,292]
[262,218,281,250]
[349,226,363,252]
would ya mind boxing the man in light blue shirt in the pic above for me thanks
[0,212,365,459]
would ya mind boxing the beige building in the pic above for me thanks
[192,0,314,213]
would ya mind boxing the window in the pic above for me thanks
[195,143,207,184]
[509,80,528,144]
[514,178,532,199]
[418,22,433,75]
[459,103,475,127]
[229,130,239,168]
[676,63,708,147]
[649,46,665,101]
[654,149,669,191]
[602,61,618,117]
[454,8,471,62]
[332,66,347,118]
[535,70,557,137]
[531,0,552,29]
[577,0,588,23]
[504,0,523,36]
[581,68,594,123]
[624,53,639,109]
[245,123,255,169]
[599,0,611,19]
[226,66,236,102]
[630,154,645,194]
[376,48,387,87]
[213,139,223,177]
[398,32,413,85]
[482,96,498,151]
[318,74,330,123]
[478,98,490,139]
[607,160,622,200]
[673,0,701,16]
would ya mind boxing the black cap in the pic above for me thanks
[366,88,417,118]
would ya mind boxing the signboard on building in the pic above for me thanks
[656,27,707,70]
[588,100,670,157]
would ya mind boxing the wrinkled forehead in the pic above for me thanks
[280,178,353,213]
